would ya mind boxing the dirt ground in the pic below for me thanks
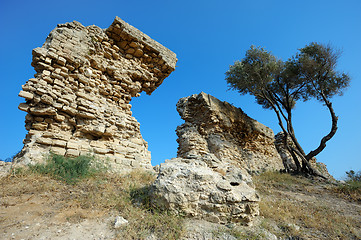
[1,168,360,240]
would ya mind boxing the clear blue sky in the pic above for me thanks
[0,0,360,179]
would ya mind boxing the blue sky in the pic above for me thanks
[0,0,360,179]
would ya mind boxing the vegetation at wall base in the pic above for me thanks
[2,157,360,239]
[2,156,184,239]
[27,154,107,184]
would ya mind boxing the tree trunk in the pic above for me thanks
[306,96,338,160]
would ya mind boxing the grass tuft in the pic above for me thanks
[28,154,106,184]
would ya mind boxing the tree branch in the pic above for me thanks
[262,91,302,171]
[306,91,338,160]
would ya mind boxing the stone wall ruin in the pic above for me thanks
[176,92,283,173]
[16,17,177,172]
[150,93,284,225]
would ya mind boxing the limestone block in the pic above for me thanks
[77,111,96,119]
[19,90,34,100]
[18,103,29,112]
[93,147,110,154]
[67,140,80,150]
[62,106,77,116]
[36,137,52,145]
[76,91,95,101]
[52,139,67,147]
[54,114,65,122]
[66,149,80,157]
[32,122,48,131]
[57,56,66,66]
[30,107,56,116]
[51,147,66,156]
[40,94,53,105]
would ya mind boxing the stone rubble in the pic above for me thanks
[16,17,177,173]
[113,216,128,228]
[151,92,284,225]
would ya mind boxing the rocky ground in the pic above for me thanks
[1,166,360,240]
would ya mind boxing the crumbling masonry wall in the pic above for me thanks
[176,92,284,173]
[151,93,284,225]
[16,17,177,172]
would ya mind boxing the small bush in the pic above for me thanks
[29,154,105,184]
[335,170,361,201]
[345,170,361,182]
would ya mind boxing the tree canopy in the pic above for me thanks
[226,43,350,176]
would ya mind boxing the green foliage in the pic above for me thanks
[296,42,350,101]
[336,170,361,201]
[225,46,283,110]
[226,43,350,111]
[345,170,361,182]
[29,154,106,184]
[226,43,350,173]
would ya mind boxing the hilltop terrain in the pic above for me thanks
[1,166,360,240]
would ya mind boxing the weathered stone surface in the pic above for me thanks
[151,92,285,225]
[151,157,259,225]
[176,92,283,174]
[15,17,177,173]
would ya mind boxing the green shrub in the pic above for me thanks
[335,170,361,201]
[345,170,361,182]
[29,154,105,184]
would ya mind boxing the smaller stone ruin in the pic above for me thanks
[176,92,283,173]
[151,92,284,225]
[16,17,177,172]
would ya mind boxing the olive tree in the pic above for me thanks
[226,43,350,177]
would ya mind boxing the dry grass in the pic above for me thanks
[254,171,361,239]
[1,167,184,239]
[332,171,361,202]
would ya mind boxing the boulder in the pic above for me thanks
[151,156,259,225]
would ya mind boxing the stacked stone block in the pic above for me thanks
[17,17,177,172]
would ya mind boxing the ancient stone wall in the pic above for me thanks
[16,17,177,172]
[176,92,283,173]
[151,93,284,225]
